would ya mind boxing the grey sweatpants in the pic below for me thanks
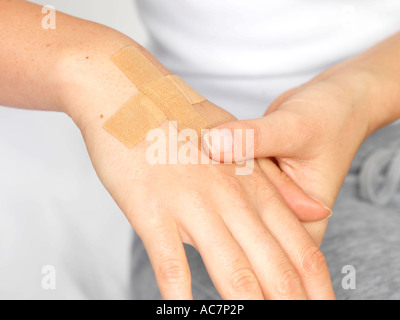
[131,123,400,300]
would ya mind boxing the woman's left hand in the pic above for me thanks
[204,71,378,245]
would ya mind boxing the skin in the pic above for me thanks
[207,31,400,256]
[0,0,338,300]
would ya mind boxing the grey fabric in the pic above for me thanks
[322,123,400,300]
[131,123,400,300]
[358,148,400,206]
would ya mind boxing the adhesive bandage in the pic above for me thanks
[103,46,209,148]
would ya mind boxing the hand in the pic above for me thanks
[205,74,373,245]
[82,101,334,300]
[61,45,334,300]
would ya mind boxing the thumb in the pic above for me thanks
[203,111,306,162]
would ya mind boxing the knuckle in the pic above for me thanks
[252,177,282,209]
[229,268,260,298]
[300,246,328,277]
[222,176,254,213]
[221,174,243,195]
[275,268,303,298]
[187,190,210,209]
[185,190,217,219]
[158,259,189,283]
[146,192,170,216]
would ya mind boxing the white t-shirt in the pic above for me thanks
[137,0,400,119]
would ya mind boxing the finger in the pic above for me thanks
[303,219,330,247]
[138,219,193,300]
[258,158,332,222]
[203,111,309,162]
[247,176,336,300]
[211,185,308,300]
[178,207,264,300]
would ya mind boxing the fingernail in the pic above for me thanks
[307,194,333,218]
[204,128,234,162]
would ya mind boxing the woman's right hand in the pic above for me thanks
[60,41,334,300]
[79,95,334,300]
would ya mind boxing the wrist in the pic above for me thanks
[313,46,400,137]
[51,21,139,120]
[57,39,139,131]
[314,63,386,138]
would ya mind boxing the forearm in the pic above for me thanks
[0,0,140,114]
[314,31,400,136]
[0,0,234,132]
